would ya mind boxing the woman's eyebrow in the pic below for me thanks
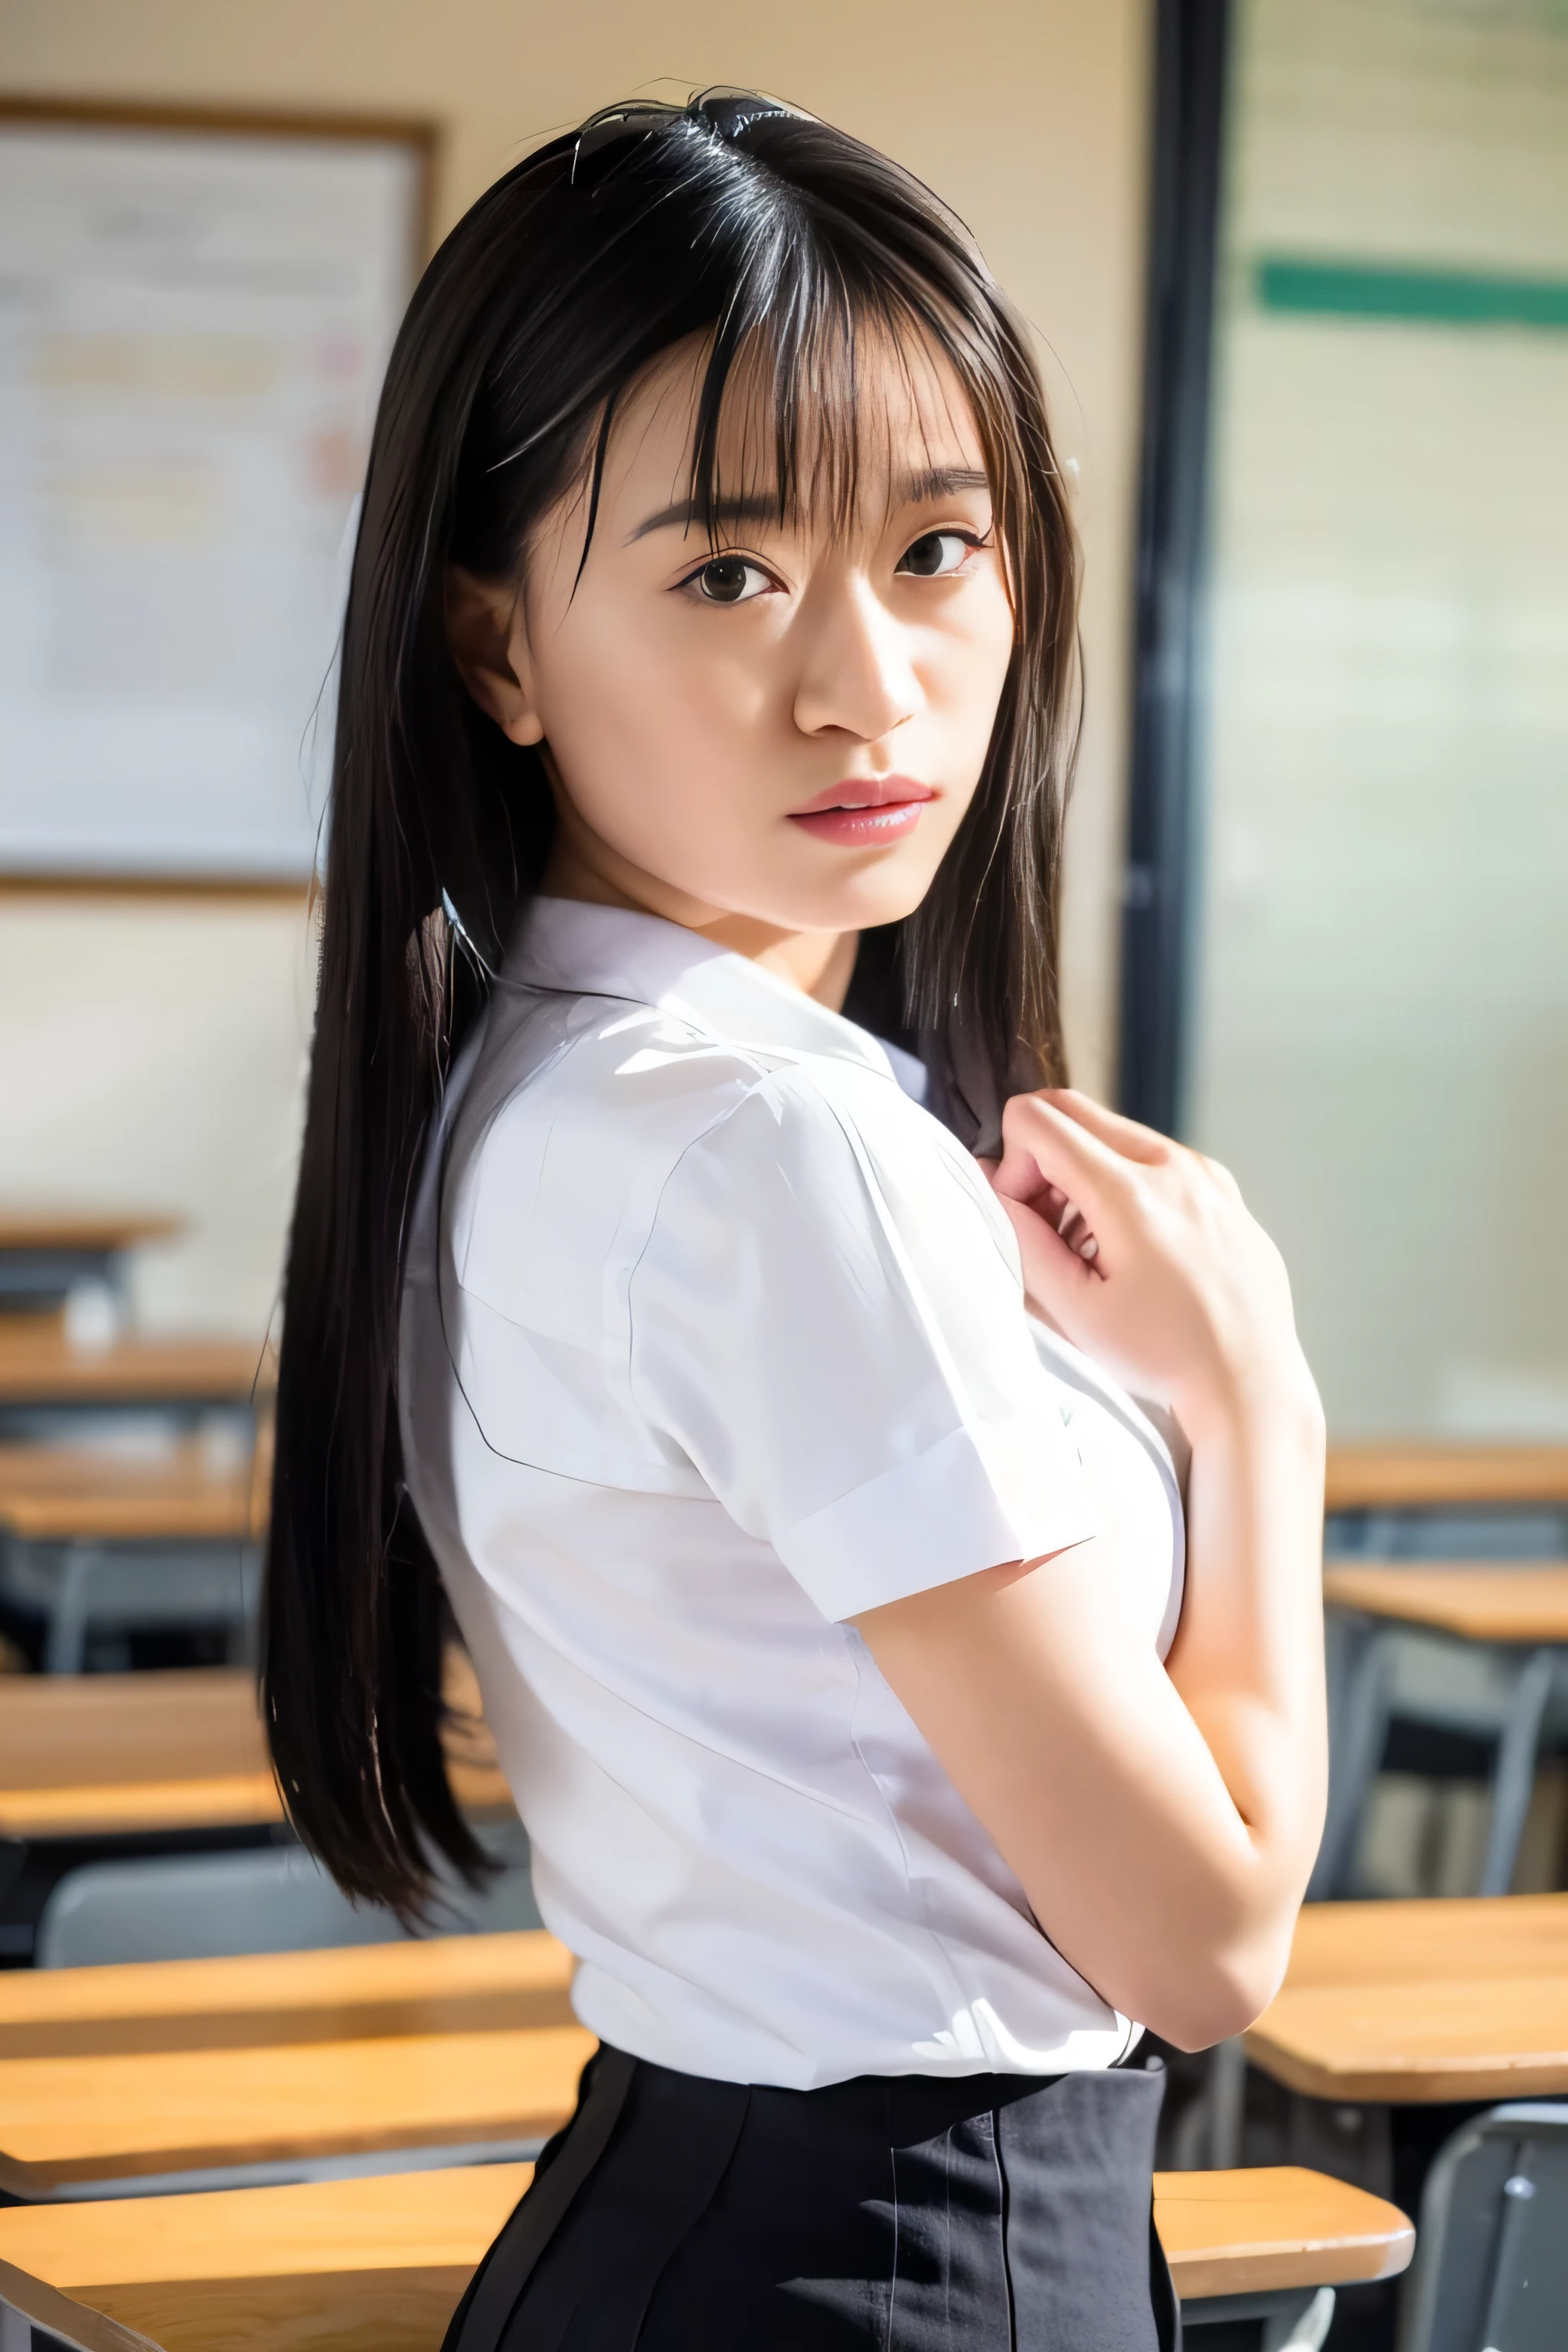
[627,491,783,544]
[900,465,991,505]
[627,466,991,544]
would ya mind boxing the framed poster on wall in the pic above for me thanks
[0,100,433,883]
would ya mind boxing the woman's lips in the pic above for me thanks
[787,776,936,847]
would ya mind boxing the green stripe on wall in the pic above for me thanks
[1255,256,1568,331]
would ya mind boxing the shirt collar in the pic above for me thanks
[504,896,897,1080]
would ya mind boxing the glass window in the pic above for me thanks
[1188,0,1568,1435]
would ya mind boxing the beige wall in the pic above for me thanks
[0,0,1151,1333]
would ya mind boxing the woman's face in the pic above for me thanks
[447,329,1017,954]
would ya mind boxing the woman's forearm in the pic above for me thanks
[1166,1373,1328,1889]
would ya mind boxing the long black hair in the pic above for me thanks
[263,90,1083,1918]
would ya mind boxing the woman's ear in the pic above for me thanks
[444,567,546,746]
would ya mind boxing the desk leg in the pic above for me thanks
[42,1544,98,1676]
[1182,2286,1334,2347]
[1208,2036,1247,2170]
[1266,2286,1334,2350]
[1479,1645,1559,1897]
[1310,1616,1391,1900]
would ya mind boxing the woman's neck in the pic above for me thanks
[540,821,858,1012]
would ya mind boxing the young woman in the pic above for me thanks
[265,92,1327,2351]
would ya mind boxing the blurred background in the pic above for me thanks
[0,5,1563,2346]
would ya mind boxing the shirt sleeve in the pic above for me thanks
[627,1067,1101,1621]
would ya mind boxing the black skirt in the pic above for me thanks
[443,2045,1180,2351]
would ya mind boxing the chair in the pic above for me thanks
[0,1532,261,1672]
[1396,2101,1568,2352]
[34,1819,541,1968]
[1311,1617,1568,1900]
[1183,2284,1335,2345]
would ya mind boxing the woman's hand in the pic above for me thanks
[984,1089,1315,1440]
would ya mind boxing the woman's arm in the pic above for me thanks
[852,1091,1326,2052]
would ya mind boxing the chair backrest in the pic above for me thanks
[34,1821,541,1968]
[1396,2101,1568,2352]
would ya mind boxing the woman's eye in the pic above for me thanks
[688,556,770,604]
[897,531,975,579]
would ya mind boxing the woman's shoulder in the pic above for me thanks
[446,983,1014,1315]
[459,983,837,1184]
[444,986,910,1312]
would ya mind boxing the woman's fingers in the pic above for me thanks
[992,1191,1101,1307]
[1034,1089,1171,1166]
[992,1093,1134,1230]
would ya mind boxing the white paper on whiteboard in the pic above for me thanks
[0,119,421,880]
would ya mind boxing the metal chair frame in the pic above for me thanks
[1312,1613,1568,1900]
[1396,2100,1568,2352]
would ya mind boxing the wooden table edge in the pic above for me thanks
[1319,1566,1568,1645]
[0,2253,159,2352]
[1152,2169,1415,2297]
[0,1772,284,1841]
[0,1929,572,2028]
[0,2164,1413,2331]
[1164,2224,1416,2301]
[1241,2034,1568,2105]
[1323,1446,1568,1511]
[6,2106,576,2194]
[0,1214,182,1253]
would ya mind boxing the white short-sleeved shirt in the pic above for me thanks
[399,897,1184,2089]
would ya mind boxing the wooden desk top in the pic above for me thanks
[1245,1893,1568,2102]
[0,2163,1413,2350]
[1246,1970,1568,2104]
[0,2021,596,2194]
[0,1929,574,2060]
[0,1438,259,1544]
[1321,1562,1568,1643]
[0,1215,180,1260]
[0,1661,511,1840]
[1283,1893,1568,1989]
[0,1328,272,1407]
[1154,2166,1413,2301]
[1325,1442,1568,1512]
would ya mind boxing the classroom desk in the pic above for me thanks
[1245,1894,1568,2105]
[0,1328,270,1411]
[1281,1890,1568,1987]
[0,1217,178,1259]
[1315,1564,1568,1899]
[0,1217,179,1318]
[1325,1442,1568,1514]
[0,1662,511,1841]
[0,1436,273,1671]
[0,2162,1415,2352]
[0,1439,260,1545]
[0,1929,576,2060]
[0,2020,596,2195]
[1321,1562,1568,1644]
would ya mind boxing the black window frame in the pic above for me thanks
[1116,0,1231,1132]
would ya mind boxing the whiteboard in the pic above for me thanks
[0,113,426,880]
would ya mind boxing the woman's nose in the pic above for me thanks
[790,576,920,742]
